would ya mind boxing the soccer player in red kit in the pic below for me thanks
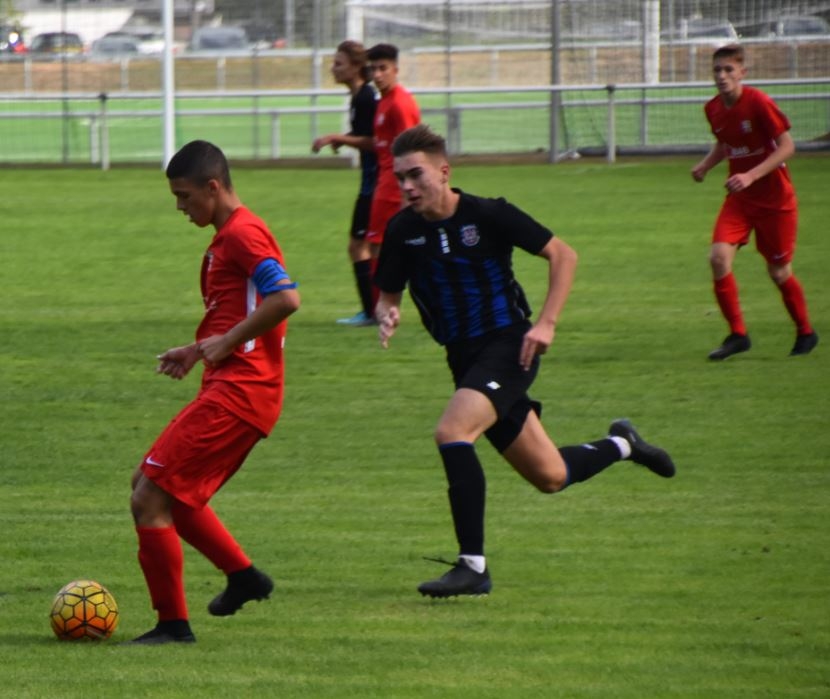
[692,44,817,359]
[128,140,300,644]
[365,43,420,293]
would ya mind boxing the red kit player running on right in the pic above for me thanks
[691,44,817,360]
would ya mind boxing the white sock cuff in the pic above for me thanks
[459,554,486,574]
[610,435,632,460]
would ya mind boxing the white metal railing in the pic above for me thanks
[1,79,828,167]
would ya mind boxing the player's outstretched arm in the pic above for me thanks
[312,133,374,154]
[156,343,201,380]
[520,237,578,371]
[199,286,301,365]
[376,291,403,349]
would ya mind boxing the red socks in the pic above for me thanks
[714,273,746,336]
[137,506,252,621]
[715,272,813,336]
[171,502,252,575]
[778,275,813,335]
[136,526,188,621]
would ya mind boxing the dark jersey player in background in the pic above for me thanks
[374,125,677,598]
[313,40,378,326]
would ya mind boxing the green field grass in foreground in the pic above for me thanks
[0,156,828,698]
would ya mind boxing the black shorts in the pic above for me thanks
[445,323,542,453]
[350,193,373,239]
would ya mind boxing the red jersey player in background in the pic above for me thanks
[365,43,421,307]
[692,44,817,359]
[128,140,300,644]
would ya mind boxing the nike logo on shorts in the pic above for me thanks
[145,455,166,469]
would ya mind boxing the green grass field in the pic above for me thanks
[0,155,828,698]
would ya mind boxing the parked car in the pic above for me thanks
[238,21,282,49]
[189,26,249,52]
[110,28,166,55]
[90,35,141,57]
[570,20,642,42]
[1,24,25,53]
[681,18,739,41]
[764,15,830,38]
[29,31,84,55]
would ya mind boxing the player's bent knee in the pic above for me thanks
[130,475,173,526]
[531,472,567,494]
[434,421,472,446]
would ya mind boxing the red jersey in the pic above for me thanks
[704,85,795,209]
[373,83,420,201]
[197,206,289,435]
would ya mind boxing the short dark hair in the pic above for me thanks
[166,140,232,189]
[367,43,398,62]
[713,44,745,64]
[392,124,447,159]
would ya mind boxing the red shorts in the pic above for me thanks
[141,397,262,508]
[713,195,798,265]
[366,196,402,245]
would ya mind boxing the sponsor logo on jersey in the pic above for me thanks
[405,236,426,246]
[460,224,480,247]
[486,380,501,390]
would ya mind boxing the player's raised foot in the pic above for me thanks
[208,565,274,617]
[609,419,676,479]
[708,332,751,360]
[418,558,492,599]
[336,310,376,327]
[127,620,196,645]
[790,331,818,356]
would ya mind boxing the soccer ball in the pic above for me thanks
[50,580,119,641]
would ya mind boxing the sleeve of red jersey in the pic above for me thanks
[226,223,286,278]
[755,91,792,141]
[390,93,421,135]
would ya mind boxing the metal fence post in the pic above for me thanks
[90,115,99,165]
[606,84,616,164]
[447,108,461,155]
[99,92,110,172]
[271,113,281,159]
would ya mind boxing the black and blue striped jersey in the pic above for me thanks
[375,189,554,345]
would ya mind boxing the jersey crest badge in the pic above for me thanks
[741,119,752,134]
[459,224,480,247]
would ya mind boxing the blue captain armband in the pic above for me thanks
[252,258,297,296]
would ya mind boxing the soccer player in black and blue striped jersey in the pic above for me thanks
[374,124,676,598]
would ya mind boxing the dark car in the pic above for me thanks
[29,31,84,55]
[765,15,830,38]
[189,26,249,52]
[90,35,141,57]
